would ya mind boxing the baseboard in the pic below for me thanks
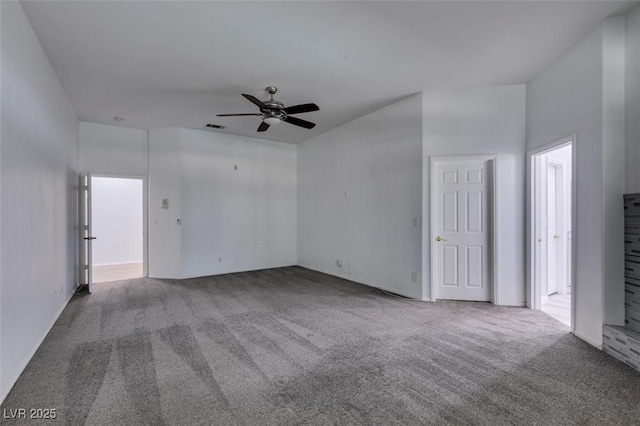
[1,289,75,404]
[148,264,298,281]
[572,330,603,350]
[179,264,298,280]
[297,263,352,282]
[297,264,422,300]
[151,264,419,301]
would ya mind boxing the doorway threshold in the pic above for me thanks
[541,293,571,326]
[93,262,143,283]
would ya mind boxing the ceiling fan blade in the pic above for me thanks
[257,122,270,132]
[216,113,262,117]
[283,103,319,115]
[242,94,267,110]
[284,116,316,129]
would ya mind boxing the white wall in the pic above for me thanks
[148,128,182,279]
[298,94,423,299]
[0,1,79,402]
[92,177,143,266]
[527,17,626,347]
[79,122,147,176]
[149,128,297,279]
[422,85,527,306]
[180,129,297,278]
[627,5,640,194]
[601,17,626,329]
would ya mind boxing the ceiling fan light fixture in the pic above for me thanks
[263,115,282,125]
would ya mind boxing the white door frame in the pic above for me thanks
[90,174,149,278]
[527,135,576,331]
[429,154,499,303]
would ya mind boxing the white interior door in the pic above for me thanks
[546,164,558,295]
[432,159,491,301]
[79,174,95,293]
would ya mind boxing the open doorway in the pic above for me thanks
[530,139,574,327]
[91,176,145,283]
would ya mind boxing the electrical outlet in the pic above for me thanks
[336,259,343,267]
[411,272,418,283]
[218,257,222,263]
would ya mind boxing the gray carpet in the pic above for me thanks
[2,266,640,425]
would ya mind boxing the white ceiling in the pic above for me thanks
[21,1,637,144]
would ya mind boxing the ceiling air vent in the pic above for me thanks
[206,123,225,129]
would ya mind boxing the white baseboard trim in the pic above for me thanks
[297,264,422,300]
[147,274,182,280]
[297,263,353,282]
[572,330,603,350]
[148,263,299,281]
[179,264,298,280]
[1,289,75,404]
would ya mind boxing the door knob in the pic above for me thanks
[436,236,446,242]
[84,236,97,240]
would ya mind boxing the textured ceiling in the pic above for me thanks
[20,1,637,143]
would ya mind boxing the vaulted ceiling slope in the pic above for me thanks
[20,1,637,144]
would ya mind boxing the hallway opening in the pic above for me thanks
[91,176,145,283]
[531,140,574,327]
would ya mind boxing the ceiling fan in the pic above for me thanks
[217,86,319,132]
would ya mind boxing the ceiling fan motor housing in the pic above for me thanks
[262,96,286,123]
[263,99,285,113]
